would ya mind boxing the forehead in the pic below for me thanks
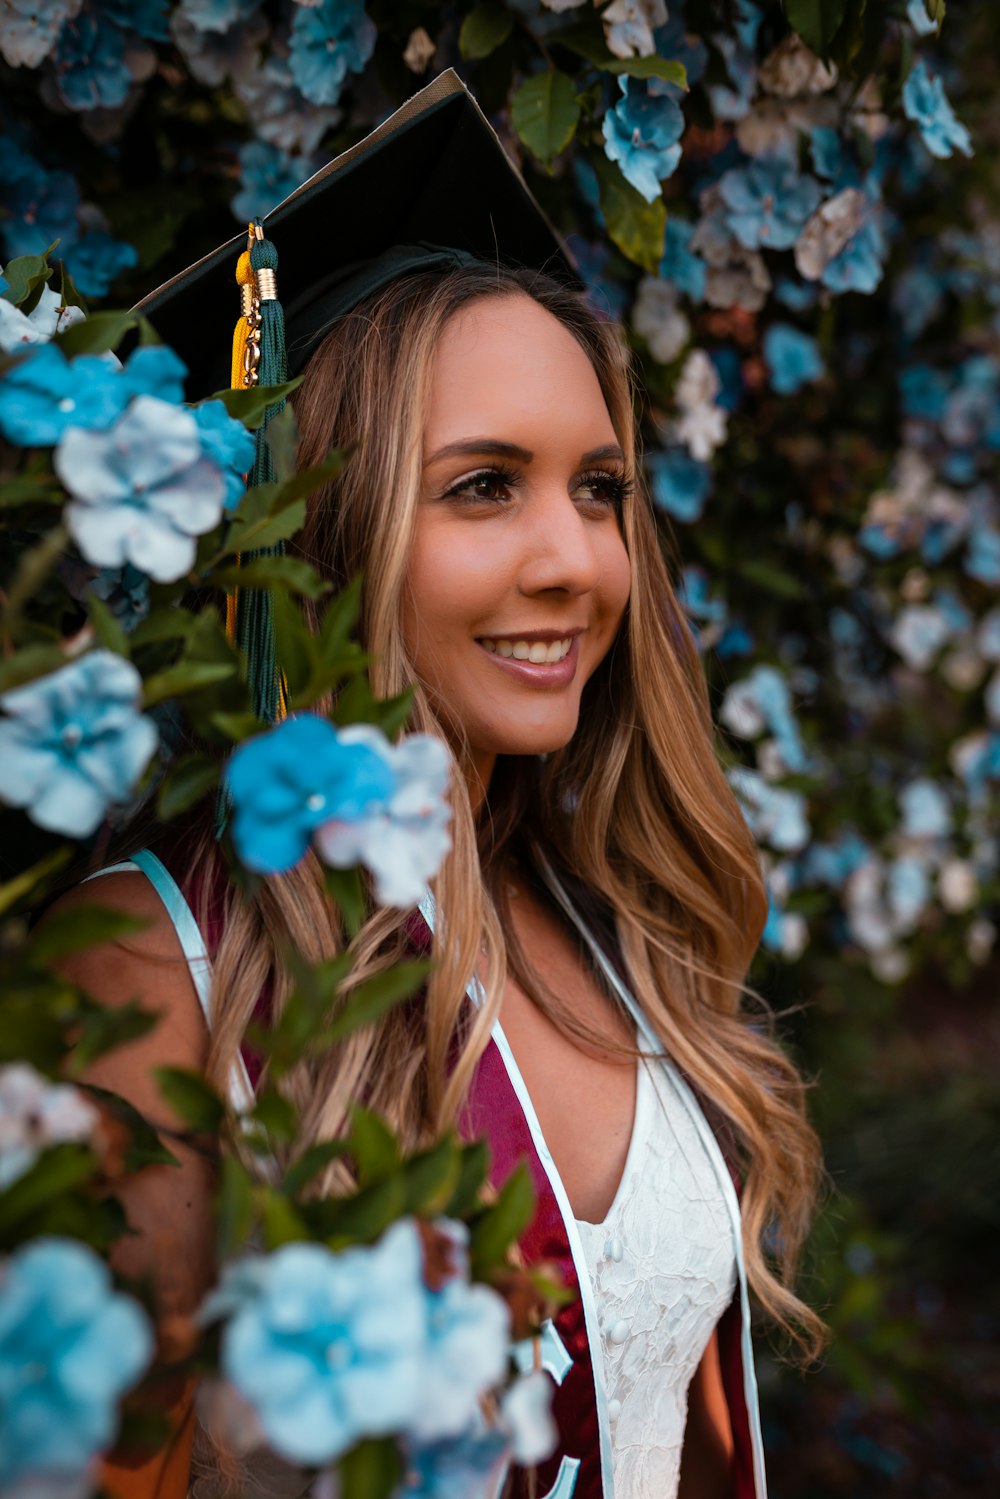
[424,293,616,446]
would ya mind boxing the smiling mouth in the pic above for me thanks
[479,636,574,663]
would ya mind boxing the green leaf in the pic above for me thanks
[0,847,72,918]
[142,659,235,707]
[28,905,147,964]
[207,710,262,742]
[206,379,304,430]
[321,1174,408,1245]
[594,155,666,272]
[271,589,315,699]
[785,0,849,56]
[58,258,87,313]
[55,310,160,358]
[511,71,581,168]
[153,1067,225,1133]
[0,476,65,509]
[1,252,53,309]
[319,575,363,657]
[81,1084,178,1171]
[260,1189,308,1249]
[320,961,432,1047]
[283,1138,351,1197]
[460,1,513,59]
[324,865,366,938]
[251,1090,298,1142]
[735,559,807,600]
[208,556,330,600]
[365,688,416,740]
[470,1162,535,1275]
[0,645,68,696]
[69,999,159,1073]
[402,1137,461,1216]
[234,496,307,552]
[349,1107,400,1184]
[263,402,300,483]
[445,1138,491,1216]
[337,1438,403,1499]
[216,1154,255,1260]
[87,593,130,658]
[554,24,688,83]
[0,1143,96,1235]
[157,755,219,819]
[129,606,200,648]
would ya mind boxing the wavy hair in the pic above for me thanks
[189,263,824,1357]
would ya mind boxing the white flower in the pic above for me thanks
[402,26,435,73]
[673,350,728,461]
[0,1063,99,1189]
[315,728,452,908]
[55,395,227,583]
[601,0,668,60]
[890,604,951,671]
[0,280,86,352]
[778,911,809,960]
[500,1370,558,1465]
[795,187,868,282]
[938,859,978,913]
[757,34,837,98]
[632,277,690,364]
[966,918,996,966]
[720,678,766,740]
[870,946,909,984]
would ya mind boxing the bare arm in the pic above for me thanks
[46,872,216,1499]
[678,1330,736,1499]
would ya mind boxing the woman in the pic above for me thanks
[62,72,823,1499]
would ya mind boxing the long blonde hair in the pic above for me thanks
[192,264,824,1356]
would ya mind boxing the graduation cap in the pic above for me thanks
[135,70,579,738]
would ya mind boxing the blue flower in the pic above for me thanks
[0,341,123,448]
[708,32,756,122]
[232,141,315,226]
[678,565,726,624]
[653,13,707,97]
[102,0,171,40]
[899,779,951,840]
[122,344,188,403]
[602,79,684,204]
[0,0,79,68]
[0,651,158,837]
[728,766,810,852]
[402,1427,510,1499]
[0,1238,152,1487]
[887,855,931,928]
[92,562,151,632]
[289,0,377,107]
[907,0,939,35]
[903,60,973,161]
[213,1222,428,1464]
[718,158,822,251]
[820,199,889,295]
[62,230,138,298]
[659,217,706,301]
[225,713,397,875]
[965,525,1000,586]
[899,363,947,421]
[648,448,712,522]
[773,277,818,312]
[763,323,824,396]
[720,665,810,773]
[809,127,862,191]
[234,51,340,153]
[53,9,132,111]
[892,263,944,340]
[190,399,256,508]
[0,137,80,262]
[55,396,227,582]
[314,727,452,908]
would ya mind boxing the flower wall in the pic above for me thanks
[2,0,998,1493]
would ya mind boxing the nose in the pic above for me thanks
[516,486,602,599]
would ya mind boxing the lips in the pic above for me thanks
[475,634,580,687]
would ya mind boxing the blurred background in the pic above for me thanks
[2,0,997,1492]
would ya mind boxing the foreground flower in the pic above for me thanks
[0,273,85,352]
[225,713,396,875]
[315,726,451,908]
[56,396,227,581]
[0,1238,152,1488]
[0,342,186,447]
[0,651,158,837]
[212,1222,428,1464]
[289,0,377,107]
[0,1063,99,1190]
[190,399,256,508]
[401,1426,509,1499]
[902,59,973,160]
[602,79,684,204]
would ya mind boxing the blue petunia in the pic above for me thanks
[0,651,158,837]
[401,1426,510,1499]
[602,78,684,204]
[62,230,138,298]
[0,1238,152,1486]
[0,342,187,447]
[52,8,133,111]
[728,766,810,852]
[899,362,948,421]
[964,525,1000,586]
[177,0,262,31]
[899,778,951,840]
[56,396,227,582]
[0,137,80,262]
[718,158,822,251]
[647,448,712,523]
[190,399,256,508]
[821,201,889,295]
[907,0,939,35]
[289,0,377,108]
[213,1222,427,1463]
[659,217,706,301]
[763,323,825,396]
[231,141,315,226]
[225,713,397,875]
[809,127,862,191]
[903,59,973,161]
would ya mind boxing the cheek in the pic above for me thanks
[402,521,502,667]
[600,530,632,629]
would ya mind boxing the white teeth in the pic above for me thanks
[480,637,573,663]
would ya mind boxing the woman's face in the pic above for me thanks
[402,293,632,794]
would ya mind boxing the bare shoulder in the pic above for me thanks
[43,869,209,1123]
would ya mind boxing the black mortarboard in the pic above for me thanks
[136,68,579,398]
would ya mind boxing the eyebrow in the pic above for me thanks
[425,438,626,466]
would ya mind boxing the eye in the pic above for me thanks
[574,470,633,510]
[442,466,521,504]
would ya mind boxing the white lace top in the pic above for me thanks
[574,1058,737,1499]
